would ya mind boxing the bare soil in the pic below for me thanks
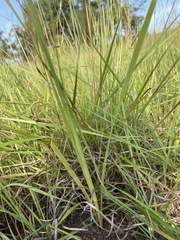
[63,210,167,240]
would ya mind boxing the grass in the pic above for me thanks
[0,0,180,239]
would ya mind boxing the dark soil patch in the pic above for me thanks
[63,210,161,240]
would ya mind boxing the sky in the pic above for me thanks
[0,0,180,35]
[0,0,23,33]
[148,0,180,32]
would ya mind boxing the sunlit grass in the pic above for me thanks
[0,0,180,239]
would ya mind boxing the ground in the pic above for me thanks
[63,210,167,240]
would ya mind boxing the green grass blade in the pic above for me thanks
[120,0,157,102]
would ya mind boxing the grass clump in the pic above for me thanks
[0,0,180,239]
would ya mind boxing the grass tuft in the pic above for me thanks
[1,0,180,239]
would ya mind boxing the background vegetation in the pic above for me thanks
[0,0,179,239]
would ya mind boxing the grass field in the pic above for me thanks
[0,0,180,239]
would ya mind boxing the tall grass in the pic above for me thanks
[0,0,180,239]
